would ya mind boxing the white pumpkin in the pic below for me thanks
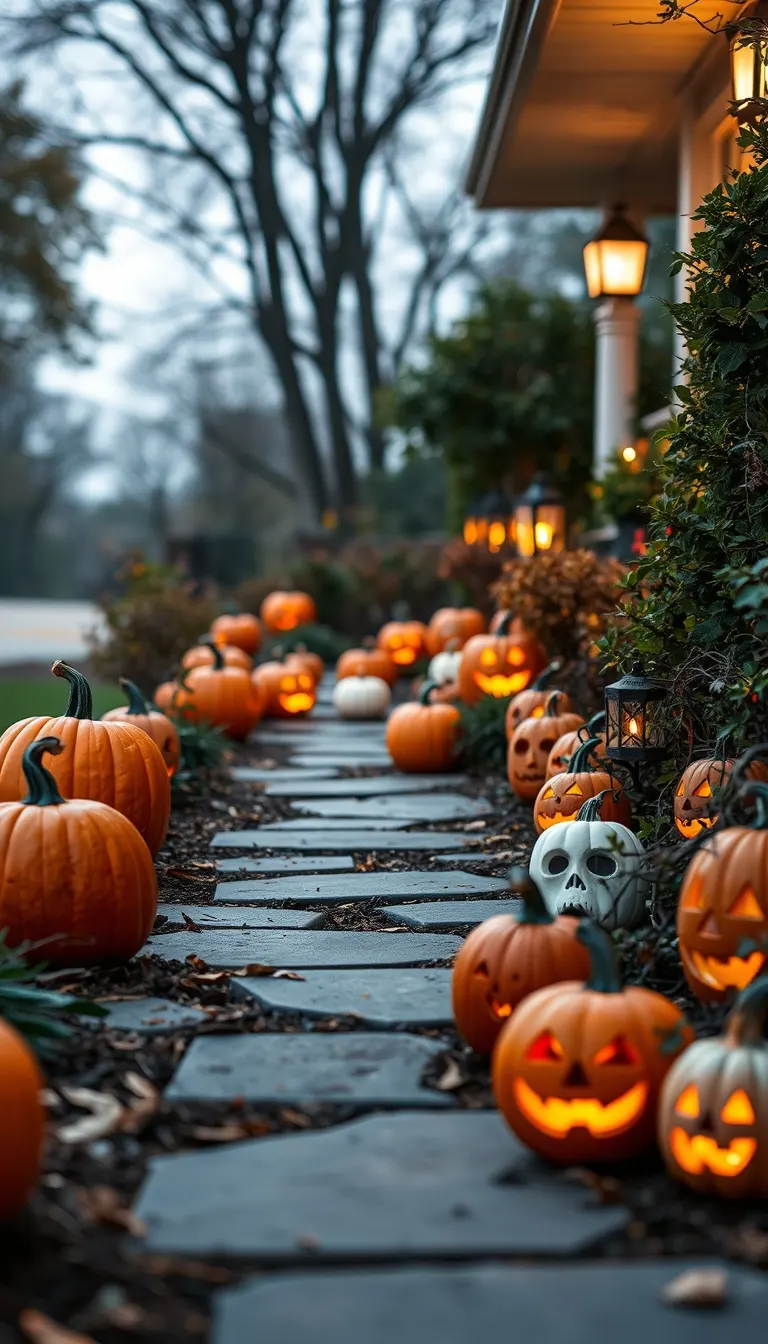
[528,794,649,930]
[427,648,461,686]
[333,675,391,721]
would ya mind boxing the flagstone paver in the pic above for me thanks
[214,870,508,905]
[98,997,208,1035]
[212,1262,768,1344]
[382,899,521,930]
[156,904,327,929]
[263,775,468,798]
[432,851,513,865]
[291,794,491,822]
[133,1112,628,1260]
[232,968,452,1027]
[210,829,474,851]
[145,930,462,968]
[232,767,341,782]
[288,753,393,768]
[165,1033,450,1108]
[260,818,411,831]
[216,856,356,874]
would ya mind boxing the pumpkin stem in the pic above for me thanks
[578,919,623,994]
[544,691,562,717]
[207,642,225,671]
[531,659,562,692]
[587,710,606,733]
[51,661,93,720]
[512,867,553,925]
[419,679,440,705]
[726,975,768,1047]
[575,790,612,822]
[738,778,768,829]
[495,611,514,636]
[569,735,602,775]
[732,743,768,795]
[22,736,67,807]
[118,678,150,716]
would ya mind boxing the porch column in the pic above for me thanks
[593,298,641,479]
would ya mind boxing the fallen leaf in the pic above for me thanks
[182,912,202,932]
[461,820,487,830]
[728,1224,768,1265]
[189,1122,270,1143]
[279,1108,312,1127]
[434,1059,466,1091]
[132,1255,237,1284]
[185,954,210,971]
[121,1071,159,1132]
[77,1185,146,1236]
[661,1268,728,1309]
[19,1308,97,1344]
[181,971,230,985]
[57,1088,124,1144]
[231,963,280,977]
[166,869,210,884]
[564,1167,624,1205]
[273,969,306,980]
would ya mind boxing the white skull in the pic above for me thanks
[529,817,649,930]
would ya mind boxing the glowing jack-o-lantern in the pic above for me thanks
[504,661,573,738]
[507,693,584,802]
[426,607,485,656]
[674,754,768,838]
[253,661,317,719]
[260,590,317,634]
[493,920,692,1163]
[458,615,547,706]
[376,621,428,670]
[451,869,590,1055]
[658,976,768,1197]
[533,737,630,835]
[546,712,606,780]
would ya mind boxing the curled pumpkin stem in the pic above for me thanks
[118,678,150,716]
[22,736,66,807]
[51,661,93,720]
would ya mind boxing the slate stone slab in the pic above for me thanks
[213,1261,768,1344]
[166,1033,449,1108]
[210,830,473,852]
[215,870,508,906]
[382,899,521,931]
[432,852,511,865]
[232,968,452,1027]
[232,768,340,783]
[98,997,207,1035]
[258,819,411,831]
[134,1111,627,1260]
[156,904,326,930]
[292,795,491,822]
[254,720,386,735]
[264,775,467,798]
[145,930,461,968]
[288,754,393,768]
[216,856,356,875]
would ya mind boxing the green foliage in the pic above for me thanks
[0,931,106,1055]
[588,440,667,527]
[457,696,509,774]
[170,714,227,797]
[268,623,352,664]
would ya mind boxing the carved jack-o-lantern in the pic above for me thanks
[677,785,768,1002]
[507,694,584,802]
[260,590,317,633]
[426,607,486,656]
[533,737,630,835]
[253,661,316,718]
[376,621,428,669]
[459,615,548,707]
[674,755,768,838]
[504,661,572,738]
[493,920,693,1164]
[658,976,768,1197]
[546,713,606,780]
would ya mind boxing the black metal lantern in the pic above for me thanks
[729,23,768,121]
[514,473,566,558]
[583,205,649,300]
[604,660,669,784]
[463,486,515,553]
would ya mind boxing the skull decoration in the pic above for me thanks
[529,793,649,930]
[376,621,428,669]
[674,754,768,838]
[458,614,547,706]
[507,693,584,802]
[658,976,768,1197]
[493,921,693,1163]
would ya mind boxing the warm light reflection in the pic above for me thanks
[584,238,648,299]
[513,1077,648,1138]
[534,521,554,550]
[488,520,506,552]
[731,33,768,104]
[622,446,637,463]
[463,518,478,545]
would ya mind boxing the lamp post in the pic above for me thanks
[463,487,515,553]
[584,206,649,482]
[514,474,566,558]
[604,660,668,788]
[729,22,768,122]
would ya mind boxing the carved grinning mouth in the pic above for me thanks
[514,1077,648,1138]
[278,693,315,713]
[683,947,765,992]
[537,809,579,829]
[474,671,531,697]
[675,814,717,839]
[669,1127,756,1177]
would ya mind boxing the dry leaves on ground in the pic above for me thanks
[661,1267,729,1309]
[19,1309,97,1344]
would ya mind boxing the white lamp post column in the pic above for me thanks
[593,298,641,479]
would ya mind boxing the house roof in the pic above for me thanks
[467,0,732,211]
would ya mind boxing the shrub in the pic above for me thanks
[457,695,509,774]
[437,539,512,614]
[267,623,352,664]
[492,550,626,664]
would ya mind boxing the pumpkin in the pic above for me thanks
[658,976,768,1197]
[452,868,591,1055]
[376,620,428,670]
[260,590,317,633]
[175,643,263,739]
[546,712,606,780]
[529,791,649,930]
[427,642,462,687]
[426,607,485,656]
[493,919,693,1163]
[0,1016,45,1222]
[507,693,584,802]
[386,679,460,772]
[489,609,525,634]
[182,638,252,672]
[154,680,178,713]
[253,660,316,719]
[504,661,572,738]
[0,662,170,857]
[333,675,391,721]
[336,647,397,687]
[102,678,181,777]
[677,781,768,1003]
[458,614,547,706]
[533,737,630,835]
[285,645,324,684]
[674,749,768,839]
[211,612,262,654]
[0,737,158,965]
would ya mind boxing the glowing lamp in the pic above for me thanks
[514,474,566,558]
[463,487,514,553]
[730,27,768,119]
[583,206,649,300]
[604,660,668,783]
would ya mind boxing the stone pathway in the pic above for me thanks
[123,674,675,1334]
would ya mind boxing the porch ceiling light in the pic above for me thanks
[729,26,768,120]
[583,206,649,300]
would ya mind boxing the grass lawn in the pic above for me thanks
[0,679,124,733]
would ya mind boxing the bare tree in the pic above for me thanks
[13,0,496,521]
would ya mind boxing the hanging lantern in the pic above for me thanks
[463,487,514,553]
[730,25,768,120]
[604,661,669,784]
[514,474,566,558]
[583,206,649,301]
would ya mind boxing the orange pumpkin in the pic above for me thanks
[452,869,590,1054]
[489,609,526,634]
[102,678,180,777]
[260,590,317,633]
[546,712,606,780]
[182,639,252,672]
[458,615,547,706]
[493,920,693,1164]
[336,647,397,686]
[0,737,158,965]
[175,644,262,740]
[0,1015,45,1221]
[386,680,460,772]
[504,660,572,738]
[674,752,768,839]
[211,612,262,655]
[377,620,428,670]
[426,607,486,656]
[253,661,317,719]
[0,662,170,857]
[285,645,324,684]
[154,680,178,713]
[533,736,630,835]
[508,694,584,802]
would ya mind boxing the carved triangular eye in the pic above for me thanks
[531,706,545,718]
[526,1031,564,1061]
[474,961,489,978]
[676,778,685,797]
[541,787,555,800]
[480,648,496,667]
[720,1089,755,1124]
[592,1035,638,1066]
[727,886,763,919]
[681,878,704,911]
[694,780,712,798]
[565,783,582,796]
[507,647,525,667]
[674,1083,700,1117]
